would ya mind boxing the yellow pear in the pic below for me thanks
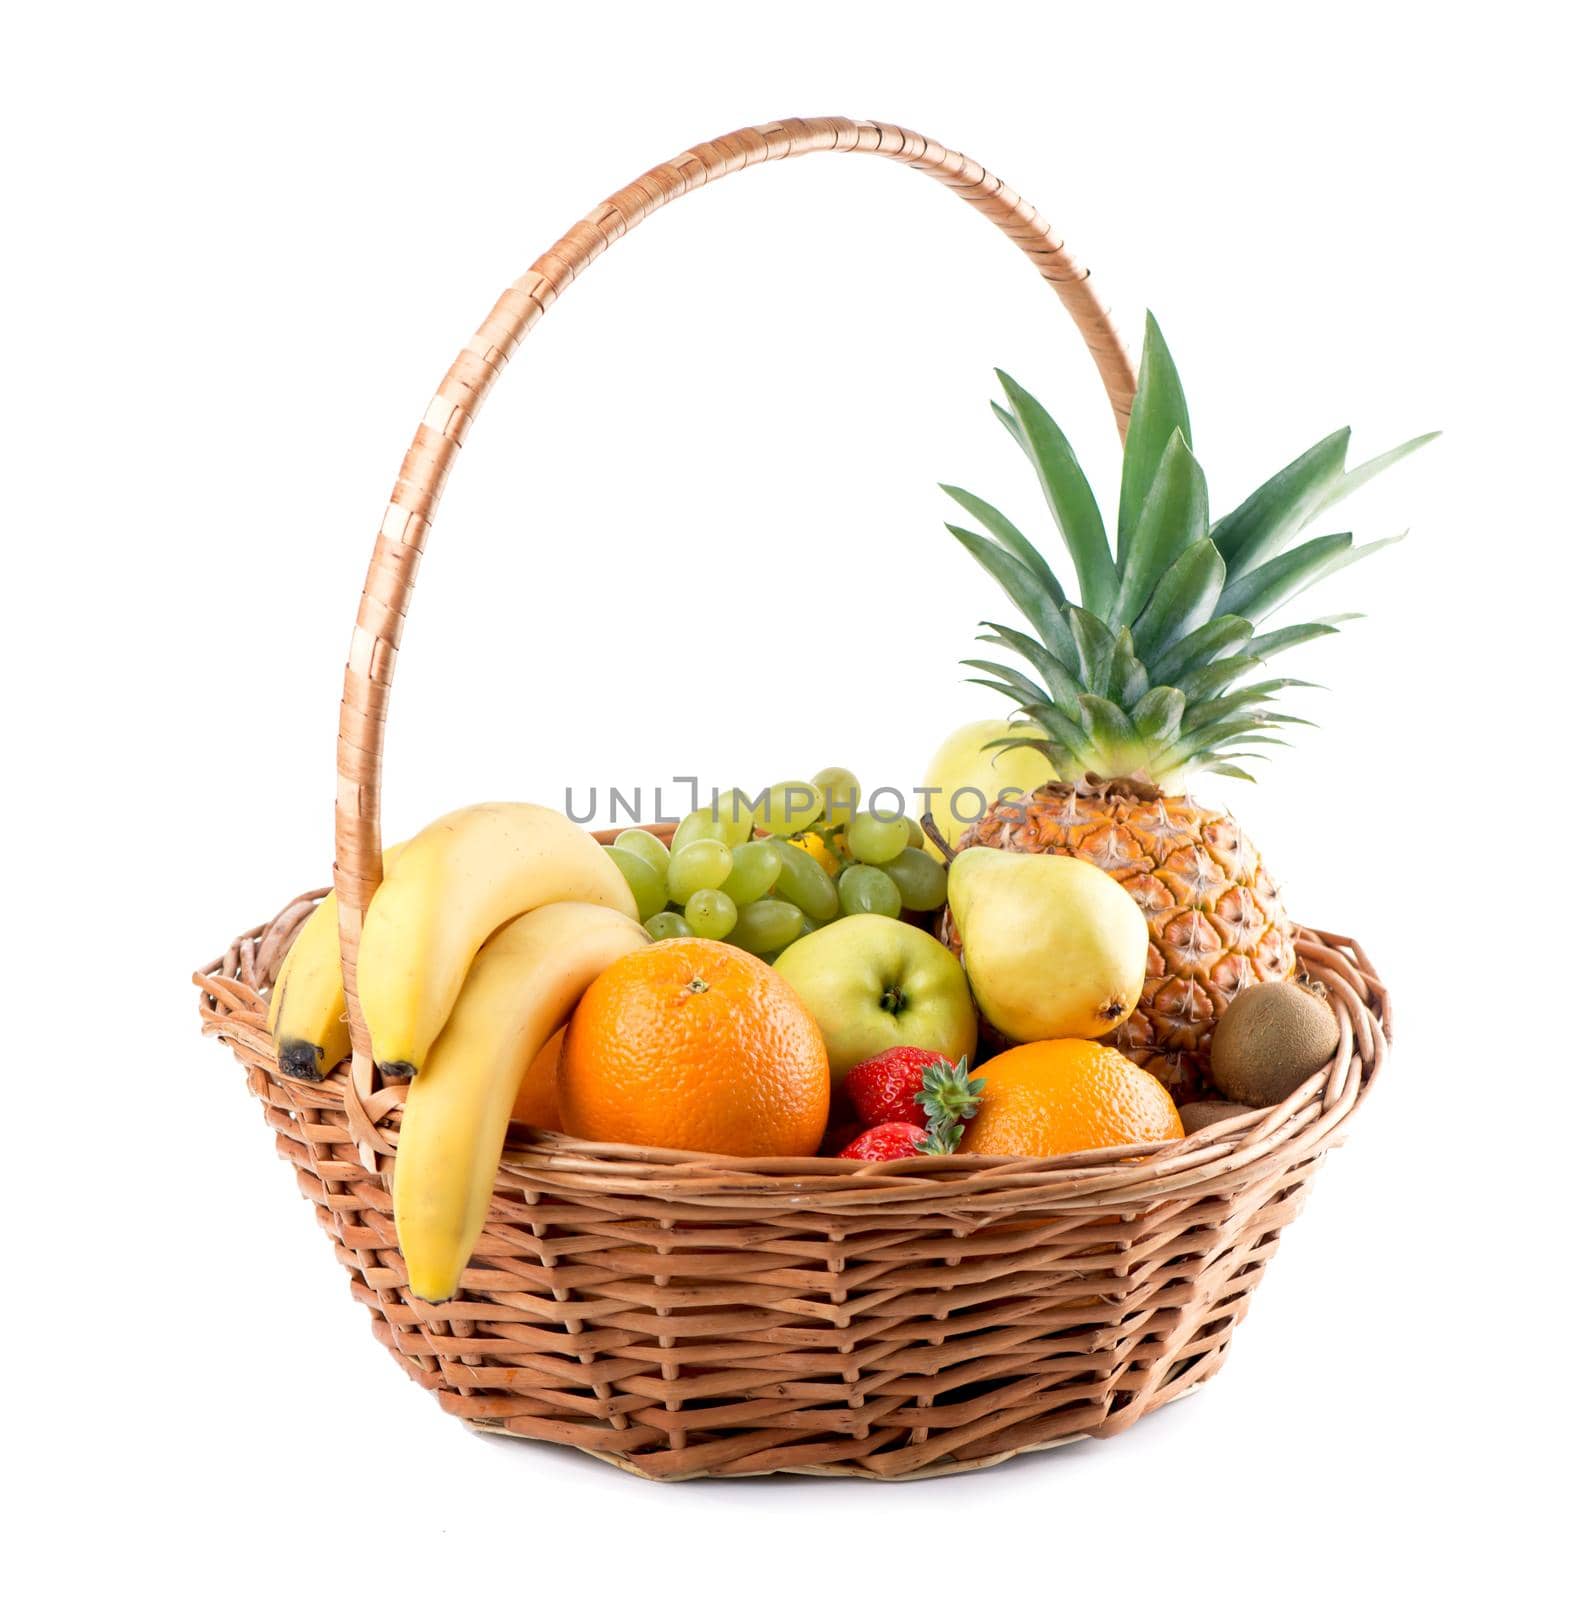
[947,847,1148,1043]
[919,720,1058,860]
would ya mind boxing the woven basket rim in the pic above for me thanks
[196,893,1386,1211]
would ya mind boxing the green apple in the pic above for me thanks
[773,915,977,1085]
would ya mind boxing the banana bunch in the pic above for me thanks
[268,804,636,1080]
[268,801,645,1303]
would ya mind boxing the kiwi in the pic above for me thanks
[1179,1099,1255,1133]
[1209,981,1341,1107]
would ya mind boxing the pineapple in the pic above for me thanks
[939,315,1432,1099]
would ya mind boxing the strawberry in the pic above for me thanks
[832,1054,986,1159]
[836,1122,928,1161]
[845,1046,952,1128]
[836,1095,984,1160]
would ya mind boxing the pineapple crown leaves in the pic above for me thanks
[944,313,1437,788]
[914,1057,985,1154]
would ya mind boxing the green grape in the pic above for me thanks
[614,828,670,878]
[721,839,780,906]
[603,846,668,921]
[811,765,861,828]
[729,897,805,955]
[685,888,738,940]
[751,779,825,838]
[882,847,948,912]
[715,788,756,847]
[839,863,903,918]
[668,838,733,902]
[768,838,840,923]
[903,816,926,851]
[644,910,693,941]
[847,808,909,865]
[670,807,732,854]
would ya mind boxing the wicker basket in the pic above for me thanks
[195,118,1390,1482]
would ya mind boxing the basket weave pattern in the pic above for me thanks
[197,119,1390,1479]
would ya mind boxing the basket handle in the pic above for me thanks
[333,116,1138,1068]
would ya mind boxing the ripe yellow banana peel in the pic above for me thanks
[394,900,649,1303]
[358,802,637,1077]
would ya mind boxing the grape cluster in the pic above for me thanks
[602,767,948,961]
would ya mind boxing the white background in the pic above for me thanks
[6,3,1575,1593]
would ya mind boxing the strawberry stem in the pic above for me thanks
[915,1057,984,1155]
[919,1120,965,1156]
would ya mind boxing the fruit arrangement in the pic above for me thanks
[171,115,1433,1484]
[262,311,1421,1313]
[176,119,1424,1484]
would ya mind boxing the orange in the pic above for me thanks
[559,939,829,1156]
[961,1039,1183,1157]
[509,1027,565,1131]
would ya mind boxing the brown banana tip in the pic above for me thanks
[278,1041,324,1080]
[380,1060,417,1081]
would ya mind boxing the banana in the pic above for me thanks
[394,901,649,1302]
[358,803,638,1077]
[267,843,407,1079]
